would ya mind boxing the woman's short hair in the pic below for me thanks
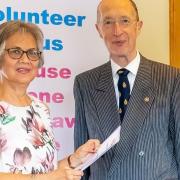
[0,20,44,67]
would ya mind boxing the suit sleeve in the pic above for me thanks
[73,76,90,180]
[170,73,180,177]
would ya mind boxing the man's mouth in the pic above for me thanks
[112,40,126,46]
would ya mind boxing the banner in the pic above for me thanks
[0,0,108,159]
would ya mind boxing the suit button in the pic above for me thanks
[139,151,144,156]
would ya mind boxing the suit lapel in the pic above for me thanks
[92,61,120,139]
[109,57,156,175]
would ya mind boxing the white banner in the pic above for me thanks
[0,0,108,159]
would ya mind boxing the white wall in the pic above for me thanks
[134,0,169,64]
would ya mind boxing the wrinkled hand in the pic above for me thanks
[51,161,84,180]
[70,139,100,167]
[65,167,84,180]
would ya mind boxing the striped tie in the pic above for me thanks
[117,68,130,122]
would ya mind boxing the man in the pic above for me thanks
[73,0,180,179]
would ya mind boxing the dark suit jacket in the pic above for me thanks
[73,56,180,180]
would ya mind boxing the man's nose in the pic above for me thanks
[113,22,123,36]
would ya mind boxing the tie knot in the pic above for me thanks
[117,68,129,76]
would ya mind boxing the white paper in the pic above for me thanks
[75,126,121,171]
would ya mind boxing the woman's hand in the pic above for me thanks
[64,167,83,180]
[51,139,100,180]
[69,139,100,168]
[49,161,83,180]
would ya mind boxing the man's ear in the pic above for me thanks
[95,24,103,39]
[137,21,143,35]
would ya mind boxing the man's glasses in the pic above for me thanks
[5,48,42,61]
[101,17,137,28]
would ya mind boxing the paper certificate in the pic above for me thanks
[75,126,121,171]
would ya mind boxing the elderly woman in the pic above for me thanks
[0,20,100,180]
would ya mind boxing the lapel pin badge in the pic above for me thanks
[144,97,150,102]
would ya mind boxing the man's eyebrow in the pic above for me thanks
[103,16,113,20]
[103,16,130,19]
[120,16,130,19]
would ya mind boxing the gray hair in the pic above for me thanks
[0,20,44,68]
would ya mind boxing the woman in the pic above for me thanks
[0,20,100,180]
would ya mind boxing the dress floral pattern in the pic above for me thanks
[0,97,57,174]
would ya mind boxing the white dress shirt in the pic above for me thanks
[111,51,140,107]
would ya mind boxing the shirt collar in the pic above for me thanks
[111,51,141,77]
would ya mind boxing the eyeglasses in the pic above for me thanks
[101,17,137,28]
[5,48,42,61]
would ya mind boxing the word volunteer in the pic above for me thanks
[0,7,86,27]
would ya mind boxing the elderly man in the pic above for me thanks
[74,0,180,179]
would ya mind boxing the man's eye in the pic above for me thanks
[122,19,130,24]
[104,20,113,25]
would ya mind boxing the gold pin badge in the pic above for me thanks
[144,97,150,102]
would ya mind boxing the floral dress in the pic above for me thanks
[0,97,57,174]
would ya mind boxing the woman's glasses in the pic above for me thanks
[5,48,42,61]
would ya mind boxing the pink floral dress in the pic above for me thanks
[0,97,57,174]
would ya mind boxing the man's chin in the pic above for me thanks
[111,53,127,58]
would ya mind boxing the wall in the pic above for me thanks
[134,0,169,64]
